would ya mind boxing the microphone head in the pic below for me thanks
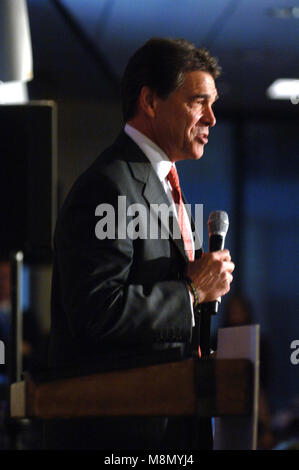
[208,210,229,236]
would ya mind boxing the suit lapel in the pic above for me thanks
[130,157,188,261]
[117,132,186,261]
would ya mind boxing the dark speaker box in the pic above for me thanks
[0,101,57,263]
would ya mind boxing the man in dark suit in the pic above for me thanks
[45,38,234,450]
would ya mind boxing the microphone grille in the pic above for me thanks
[208,210,229,235]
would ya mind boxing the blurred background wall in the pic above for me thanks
[0,0,298,449]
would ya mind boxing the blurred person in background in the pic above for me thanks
[221,293,275,449]
[0,260,42,375]
[0,259,44,449]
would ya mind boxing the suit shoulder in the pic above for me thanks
[58,132,148,214]
[75,131,146,186]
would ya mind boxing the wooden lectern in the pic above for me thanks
[10,325,259,450]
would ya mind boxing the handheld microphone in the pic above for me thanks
[207,210,229,314]
[199,210,229,357]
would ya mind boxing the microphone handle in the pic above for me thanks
[199,233,225,357]
[208,233,225,314]
[209,233,225,251]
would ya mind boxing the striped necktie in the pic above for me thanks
[167,166,194,261]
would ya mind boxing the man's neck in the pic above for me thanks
[126,118,154,142]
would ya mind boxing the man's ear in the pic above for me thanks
[139,86,157,118]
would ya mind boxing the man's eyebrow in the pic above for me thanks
[192,93,219,102]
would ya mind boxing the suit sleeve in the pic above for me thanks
[54,171,193,348]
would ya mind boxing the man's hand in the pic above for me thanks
[186,250,234,303]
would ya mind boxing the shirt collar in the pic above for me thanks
[124,123,174,182]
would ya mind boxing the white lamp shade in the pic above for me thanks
[0,0,33,83]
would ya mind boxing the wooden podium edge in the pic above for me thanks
[10,358,252,420]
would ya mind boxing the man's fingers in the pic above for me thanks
[209,260,234,278]
[223,260,235,273]
[218,249,231,261]
[208,249,231,262]
[214,267,233,284]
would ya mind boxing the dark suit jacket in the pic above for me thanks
[45,131,211,449]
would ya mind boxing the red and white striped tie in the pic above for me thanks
[167,166,194,261]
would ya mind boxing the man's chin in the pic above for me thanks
[187,141,205,160]
[174,145,204,162]
[190,146,204,160]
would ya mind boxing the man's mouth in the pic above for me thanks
[196,134,208,145]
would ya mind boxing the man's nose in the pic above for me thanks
[201,106,216,127]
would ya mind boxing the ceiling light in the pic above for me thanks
[292,6,299,17]
[266,79,299,103]
[269,6,299,18]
